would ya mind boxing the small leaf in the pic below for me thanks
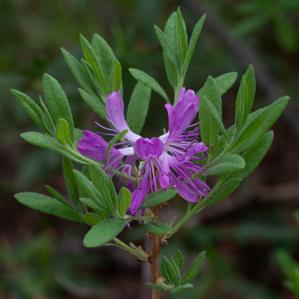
[42,74,74,138]
[15,192,82,222]
[12,90,44,129]
[21,132,84,163]
[79,88,106,119]
[176,8,188,63]
[175,250,185,271]
[142,189,177,208]
[63,158,79,205]
[181,252,206,284]
[118,187,132,217]
[207,177,242,206]
[234,131,274,179]
[83,218,127,248]
[206,154,245,176]
[110,59,122,92]
[182,15,206,77]
[171,283,193,294]
[235,65,256,129]
[201,96,227,140]
[199,77,222,146]
[232,96,289,153]
[61,48,95,94]
[80,35,107,93]
[105,129,128,159]
[161,256,181,286]
[129,68,169,102]
[82,212,102,226]
[147,221,171,235]
[127,81,151,134]
[214,72,238,95]
[45,185,66,204]
[56,118,72,144]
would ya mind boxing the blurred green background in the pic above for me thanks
[1,0,299,298]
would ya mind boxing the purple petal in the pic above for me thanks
[134,137,164,160]
[106,91,141,143]
[158,152,170,189]
[77,130,108,161]
[106,91,128,131]
[165,88,200,137]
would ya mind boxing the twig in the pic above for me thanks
[150,207,161,299]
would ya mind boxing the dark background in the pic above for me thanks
[1,0,299,298]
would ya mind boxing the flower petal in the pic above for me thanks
[106,91,141,142]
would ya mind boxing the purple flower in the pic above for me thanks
[77,88,210,215]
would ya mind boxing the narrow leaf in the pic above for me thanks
[129,68,168,101]
[127,81,151,134]
[142,189,177,208]
[83,218,127,247]
[181,252,206,284]
[15,192,82,222]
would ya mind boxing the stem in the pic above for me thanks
[150,207,161,299]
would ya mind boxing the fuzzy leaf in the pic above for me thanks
[206,154,245,175]
[142,189,177,208]
[83,218,127,247]
[118,187,132,218]
[235,65,256,129]
[15,192,82,222]
[127,81,151,134]
[214,72,238,95]
[42,74,74,138]
[12,90,44,129]
[129,68,168,101]
[181,252,206,284]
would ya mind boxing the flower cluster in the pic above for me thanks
[77,88,210,214]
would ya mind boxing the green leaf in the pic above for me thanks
[88,165,117,213]
[63,158,79,205]
[155,24,177,66]
[175,250,185,271]
[45,185,66,204]
[61,48,95,94]
[82,212,102,226]
[110,59,122,92]
[20,132,85,163]
[79,88,106,119]
[142,189,177,208]
[129,68,168,102]
[127,81,151,134]
[83,218,127,247]
[118,187,132,218]
[73,169,110,213]
[162,12,179,88]
[235,65,256,129]
[176,8,188,63]
[232,96,289,153]
[199,77,222,146]
[56,118,72,144]
[105,129,128,159]
[207,177,242,206]
[201,96,227,140]
[147,221,171,235]
[182,15,206,77]
[80,35,107,93]
[161,256,181,286]
[171,283,193,294]
[80,197,101,211]
[12,90,44,129]
[181,251,206,284]
[92,33,117,82]
[214,72,238,95]
[206,154,245,176]
[15,192,82,222]
[232,131,273,179]
[42,74,74,138]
